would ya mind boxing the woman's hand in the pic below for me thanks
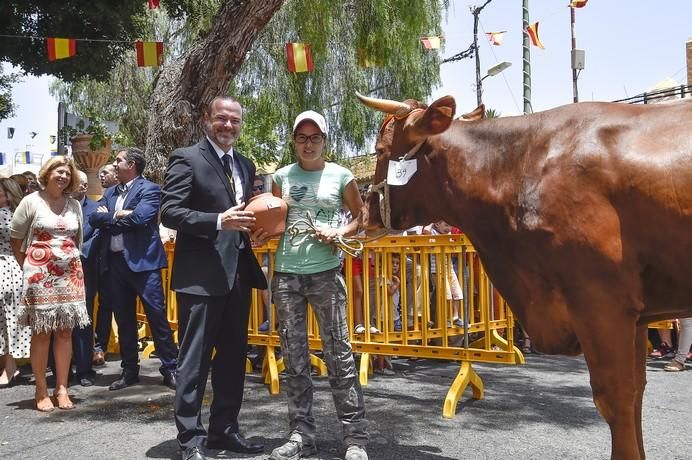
[314,225,340,243]
[250,227,271,246]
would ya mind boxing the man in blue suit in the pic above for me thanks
[71,170,100,386]
[90,147,178,391]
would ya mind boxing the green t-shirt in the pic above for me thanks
[273,162,354,274]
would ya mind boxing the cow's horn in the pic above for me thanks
[356,92,412,116]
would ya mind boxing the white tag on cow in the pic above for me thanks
[387,159,417,186]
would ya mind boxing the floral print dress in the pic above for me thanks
[20,199,89,333]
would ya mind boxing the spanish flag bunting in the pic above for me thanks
[486,31,506,46]
[526,22,545,49]
[47,38,76,61]
[136,41,164,67]
[568,0,588,7]
[148,0,160,9]
[286,42,314,73]
[421,36,441,50]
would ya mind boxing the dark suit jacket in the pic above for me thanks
[80,197,100,260]
[89,176,167,273]
[160,139,266,296]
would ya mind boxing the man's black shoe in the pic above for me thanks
[108,372,139,391]
[78,374,95,387]
[162,370,177,390]
[206,432,263,454]
[181,446,206,460]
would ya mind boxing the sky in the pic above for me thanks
[1,0,691,173]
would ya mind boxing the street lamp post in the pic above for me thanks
[478,61,512,102]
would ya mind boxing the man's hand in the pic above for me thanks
[115,210,133,220]
[314,225,340,243]
[220,202,256,232]
[97,205,108,213]
[250,227,271,246]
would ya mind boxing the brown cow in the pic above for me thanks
[357,92,692,460]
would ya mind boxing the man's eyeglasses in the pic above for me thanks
[294,134,324,145]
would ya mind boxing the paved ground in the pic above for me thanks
[0,351,690,460]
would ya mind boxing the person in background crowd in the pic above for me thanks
[10,156,90,411]
[423,220,463,328]
[98,164,118,189]
[9,174,29,196]
[664,319,692,371]
[90,148,178,392]
[21,171,41,194]
[0,178,31,388]
[161,96,268,460]
[92,163,119,366]
[70,170,100,386]
[270,110,369,460]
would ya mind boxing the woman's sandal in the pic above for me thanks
[54,393,75,410]
[35,395,55,412]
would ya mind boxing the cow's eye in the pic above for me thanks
[375,147,385,157]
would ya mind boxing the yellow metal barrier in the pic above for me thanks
[121,234,677,417]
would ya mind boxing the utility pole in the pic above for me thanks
[569,6,585,103]
[471,0,494,106]
[522,0,532,114]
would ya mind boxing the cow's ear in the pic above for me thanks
[413,95,456,135]
[460,104,485,121]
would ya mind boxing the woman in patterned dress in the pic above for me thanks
[0,178,31,388]
[10,156,89,412]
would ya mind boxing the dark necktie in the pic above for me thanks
[222,154,236,195]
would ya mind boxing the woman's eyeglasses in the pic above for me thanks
[294,134,324,145]
[252,185,264,191]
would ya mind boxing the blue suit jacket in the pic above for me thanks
[89,176,167,272]
[81,197,100,260]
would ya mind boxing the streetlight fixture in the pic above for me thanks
[477,61,511,103]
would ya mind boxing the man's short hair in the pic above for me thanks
[121,147,146,175]
[207,96,242,115]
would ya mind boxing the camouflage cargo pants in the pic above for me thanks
[271,267,368,447]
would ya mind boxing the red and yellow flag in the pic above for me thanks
[526,22,545,49]
[136,41,164,67]
[569,0,588,7]
[421,36,441,50]
[148,0,160,9]
[47,38,76,61]
[486,31,506,46]
[286,42,314,73]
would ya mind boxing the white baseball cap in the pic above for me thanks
[293,110,328,135]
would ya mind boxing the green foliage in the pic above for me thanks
[0,70,22,121]
[60,117,113,151]
[232,0,445,166]
[0,1,157,82]
[485,108,501,118]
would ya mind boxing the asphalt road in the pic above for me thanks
[0,352,690,460]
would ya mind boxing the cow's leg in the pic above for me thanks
[633,323,648,459]
[572,310,643,460]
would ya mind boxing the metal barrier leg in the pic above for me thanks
[262,347,283,395]
[141,340,156,359]
[443,361,484,418]
[309,353,327,376]
[490,330,525,365]
[359,352,371,386]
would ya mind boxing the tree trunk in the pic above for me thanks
[144,0,285,183]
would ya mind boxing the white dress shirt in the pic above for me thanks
[207,136,244,231]
[110,177,138,252]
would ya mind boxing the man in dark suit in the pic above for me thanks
[161,96,269,460]
[90,148,178,391]
[71,170,100,386]
[92,164,119,366]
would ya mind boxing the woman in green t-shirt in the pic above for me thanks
[269,110,369,460]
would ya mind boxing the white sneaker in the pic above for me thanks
[270,433,317,460]
[369,325,381,334]
[345,445,368,460]
[354,324,366,334]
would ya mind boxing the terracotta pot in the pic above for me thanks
[70,134,113,199]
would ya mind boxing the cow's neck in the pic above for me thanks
[429,117,534,246]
